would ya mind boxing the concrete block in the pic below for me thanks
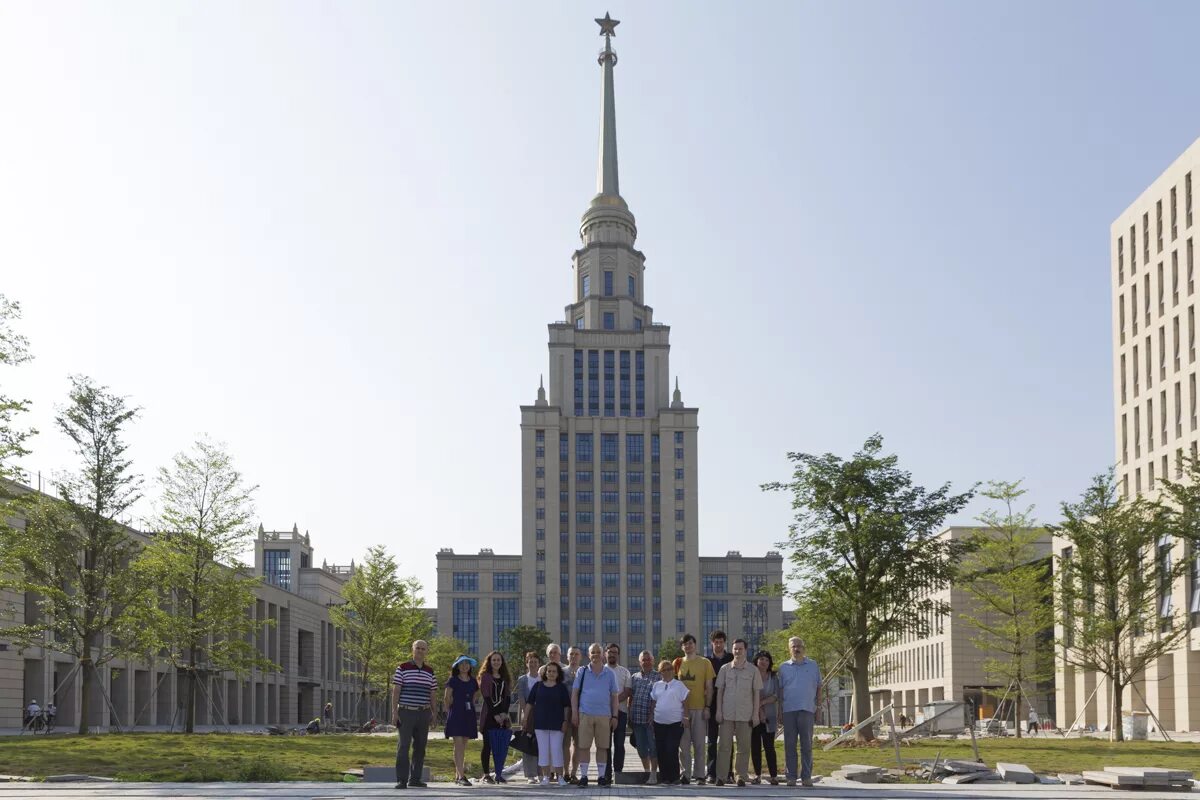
[943,771,998,784]
[996,762,1036,784]
[363,765,431,783]
[1084,770,1143,786]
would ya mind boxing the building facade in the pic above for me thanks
[435,17,783,664]
[869,527,1054,728]
[1054,136,1200,733]
[1,513,364,730]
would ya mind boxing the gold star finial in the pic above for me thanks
[595,12,619,37]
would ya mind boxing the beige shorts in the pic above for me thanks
[576,713,611,753]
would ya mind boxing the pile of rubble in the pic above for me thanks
[829,765,894,783]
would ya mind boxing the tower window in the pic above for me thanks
[604,270,614,296]
[576,316,584,329]
[634,317,642,330]
[603,312,615,330]
[582,274,591,297]
[628,275,635,296]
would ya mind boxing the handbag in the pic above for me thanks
[510,728,539,755]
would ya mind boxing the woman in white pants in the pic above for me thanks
[525,661,573,785]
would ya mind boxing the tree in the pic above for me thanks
[0,293,34,486]
[656,637,683,664]
[499,625,552,667]
[0,376,146,733]
[128,438,273,733]
[328,545,430,723]
[958,480,1054,738]
[1054,471,1197,741]
[763,434,974,740]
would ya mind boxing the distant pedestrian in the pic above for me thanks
[322,702,333,732]
[391,640,437,789]
[1028,707,1039,735]
[778,637,821,787]
[443,655,480,786]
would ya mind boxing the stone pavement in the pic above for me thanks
[0,783,1195,799]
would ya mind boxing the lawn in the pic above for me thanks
[0,731,1194,782]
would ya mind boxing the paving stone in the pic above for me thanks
[1084,769,1144,786]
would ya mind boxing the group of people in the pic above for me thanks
[389,632,821,790]
[22,699,56,732]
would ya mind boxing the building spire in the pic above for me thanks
[593,12,623,206]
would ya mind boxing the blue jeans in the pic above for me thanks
[631,721,657,760]
[782,710,814,782]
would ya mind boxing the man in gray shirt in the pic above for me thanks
[776,637,821,787]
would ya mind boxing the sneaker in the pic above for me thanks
[737,779,746,787]
[693,776,706,785]
[393,783,407,789]
[482,775,495,784]
[557,777,568,786]
[715,779,725,786]
[408,780,428,788]
[540,776,550,786]
[646,774,658,785]
[787,778,796,787]
[578,776,589,787]
[750,776,761,785]
[769,777,779,786]
[802,778,814,787]
[597,774,610,786]
[496,775,508,783]
[528,777,540,784]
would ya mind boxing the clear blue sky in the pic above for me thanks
[3,2,1199,605]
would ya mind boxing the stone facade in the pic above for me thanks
[1,516,364,730]
[1057,135,1200,733]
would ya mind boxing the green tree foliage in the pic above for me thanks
[0,376,146,733]
[958,480,1053,738]
[424,635,471,691]
[656,637,683,664]
[499,625,552,668]
[0,294,34,487]
[1055,471,1198,741]
[328,545,430,723]
[763,434,974,740]
[128,438,273,733]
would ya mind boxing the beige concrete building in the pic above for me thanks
[869,527,1053,728]
[435,18,782,665]
[1054,135,1200,733]
[1,512,364,730]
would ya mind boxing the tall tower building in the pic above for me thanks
[1052,136,1200,733]
[519,13,699,656]
[435,15,782,662]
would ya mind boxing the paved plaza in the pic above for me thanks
[0,783,1196,799]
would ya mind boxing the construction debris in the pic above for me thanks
[1058,773,1085,785]
[942,771,999,784]
[996,762,1037,784]
[1083,767,1194,790]
[830,765,889,783]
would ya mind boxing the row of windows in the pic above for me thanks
[1116,239,1195,346]
[1120,376,1199,465]
[1117,173,1194,286]
[581,270,637,299]
[451,572,522,593]
[1124,440,1199,496]
[1118,307,1197,405]
[573,350,646,416]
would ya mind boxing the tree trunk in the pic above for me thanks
[852,645,875,742]
[185,647,198,734]
[1111,679,1124,742]
[77,655,91,735]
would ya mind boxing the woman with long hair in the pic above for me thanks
[443,655,480,786]
[479,650,513,783]
[750,650,779,785]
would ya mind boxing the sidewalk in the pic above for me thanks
[0,782,1195,799]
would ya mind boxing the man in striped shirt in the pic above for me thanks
[392,640,438,789]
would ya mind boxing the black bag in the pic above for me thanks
[510,729,538,755]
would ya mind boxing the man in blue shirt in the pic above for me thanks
[776,637,821,787]
[571,643,620,787]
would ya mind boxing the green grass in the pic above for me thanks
[0,732,1193,782]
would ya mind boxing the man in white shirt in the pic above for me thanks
[604,643,633,776]
[24,700,40,729]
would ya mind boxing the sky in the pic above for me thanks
[3,1,1200,608]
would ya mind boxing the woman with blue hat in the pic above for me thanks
[443,655,480,786]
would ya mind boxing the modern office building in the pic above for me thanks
[869,527,1054,728]
[1053,136,1200,732]
[1,510,364,731]
[435,16,783,663]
